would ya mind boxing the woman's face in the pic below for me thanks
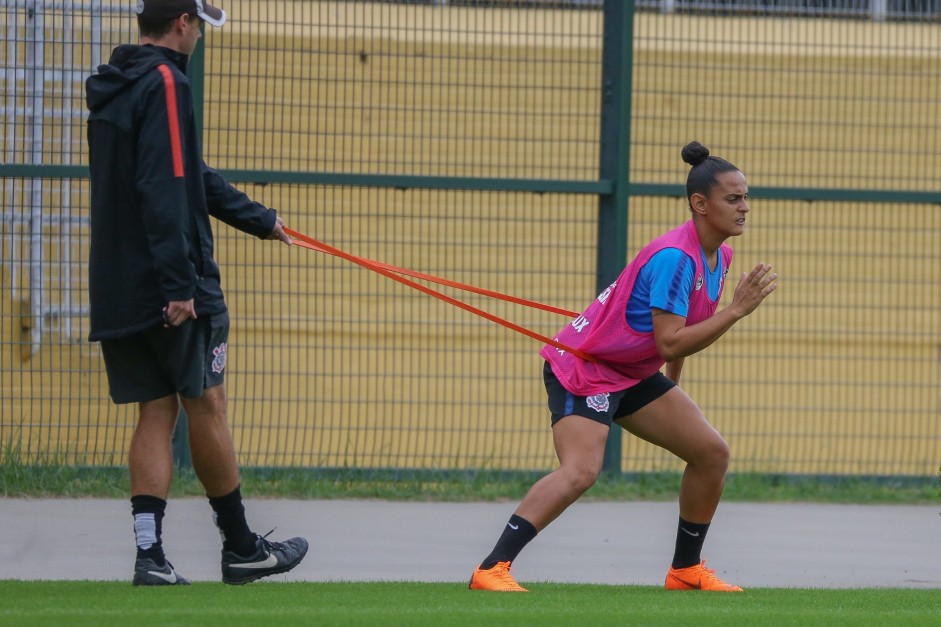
[698,170,749,237]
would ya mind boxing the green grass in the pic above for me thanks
[0,581,938,626]
[1,461,937,504]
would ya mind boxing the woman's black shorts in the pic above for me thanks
[543,360,676,426]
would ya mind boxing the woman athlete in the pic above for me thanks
[469,140,778,592]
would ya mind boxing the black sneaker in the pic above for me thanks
[132,557,191,586]
[221,531,309,585]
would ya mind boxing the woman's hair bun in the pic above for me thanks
[681,141,710,167]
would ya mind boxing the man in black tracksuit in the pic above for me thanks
[85,0,307,586]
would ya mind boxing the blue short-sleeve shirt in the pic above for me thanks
[626,247,724,332]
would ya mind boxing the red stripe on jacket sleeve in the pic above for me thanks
[156,65,185,178]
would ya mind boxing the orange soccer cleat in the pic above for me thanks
[469,561,528,592]
[665,560,744,592]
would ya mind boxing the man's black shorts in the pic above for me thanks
[100,312,230,404]
[543,360,676,426]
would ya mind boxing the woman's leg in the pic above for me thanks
[617,386,741,591]
[470,414,609,591]
[616,386,729,524]
[516,415,610,530]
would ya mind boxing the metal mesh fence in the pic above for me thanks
[624,197,941,475]
[203,1,602,179]
[216,185,597,469]
[1,0,939,476]
[630,11,940,190]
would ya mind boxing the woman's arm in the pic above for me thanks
[664,357,685,384]
[652,262,777,362]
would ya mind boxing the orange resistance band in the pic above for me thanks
[283,227,600,363]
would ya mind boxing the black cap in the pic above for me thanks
[136,0,226,27]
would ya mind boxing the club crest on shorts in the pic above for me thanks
[586,392,610,413]
[211,342,227,374]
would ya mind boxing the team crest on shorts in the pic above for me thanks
[586,392,610,413]
[211,342,227,374]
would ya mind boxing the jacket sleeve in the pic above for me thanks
[202,162,278,239]
[135,65,198,302]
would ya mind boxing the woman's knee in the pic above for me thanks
[563,461,602,494]
[696,436,730,473]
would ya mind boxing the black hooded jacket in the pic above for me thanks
[85,44,277,341]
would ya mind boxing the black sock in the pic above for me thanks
[208,485,256,556]
[479,514,538,570]
[131,494,167,565]
[671,517,710,569]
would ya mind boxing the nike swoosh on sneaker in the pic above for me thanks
[147,569,179,583]
[229,553,279,570]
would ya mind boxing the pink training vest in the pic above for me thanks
[540,220,733,396]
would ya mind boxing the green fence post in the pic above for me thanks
[189,23,206,142]
[171,407,191,471]
[598,0,635,475]
[170,27,206,472]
